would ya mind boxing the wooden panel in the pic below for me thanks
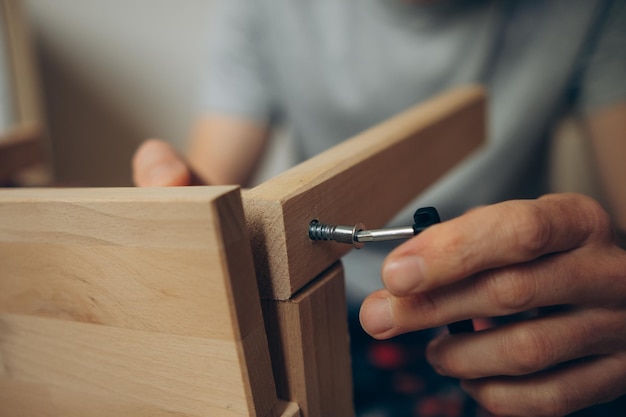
[244,86,486,299]
[262,264,354,417]
[0,186,257,339]
[0,186,278,416]
[0,314,253,417]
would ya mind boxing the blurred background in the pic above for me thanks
[26,0,215,186]
[1,0,599,195]
[10,0,287,187]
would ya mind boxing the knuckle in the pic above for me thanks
[546,194,612,244]
[507,327,555,375]
[511,203,553,257]
[474,382,514,417]
[537,383,574,417]
[398,291,441,329]
[484,267,537,312]
[440,229,475,275]
[473,380,571,417]
[582,197,612,241]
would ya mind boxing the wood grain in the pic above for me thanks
[262,263,354,417]
[0,186,278,416]
[244,86,486,299]
[0,186,256,339]
[0,313,268,417]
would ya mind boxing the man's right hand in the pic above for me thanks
[132,139,205,187]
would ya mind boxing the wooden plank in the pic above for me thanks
[0,186,259,339]
[0,313,267,417]
[244,86,486,299]
[268,401,301,417]
[262,263,354,417]
[0,186,278,417]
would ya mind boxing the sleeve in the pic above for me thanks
[575,0,626,112]
[200,0,277,123]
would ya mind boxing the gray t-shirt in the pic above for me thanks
[203,0,626,301]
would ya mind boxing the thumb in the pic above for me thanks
[132,139,199,187]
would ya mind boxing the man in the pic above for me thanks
[134,0,626,415]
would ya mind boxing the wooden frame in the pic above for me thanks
[247,86,486,416]
[0,86,485,417]
[0,0,49,185]
[0,187,297,417]
[245,85,485,300]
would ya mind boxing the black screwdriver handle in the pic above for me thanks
[413,207,475,335]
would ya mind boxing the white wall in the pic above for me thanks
[25,0,215,185]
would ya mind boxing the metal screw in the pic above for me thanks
[309,220,419,249]
[308,220,366,249]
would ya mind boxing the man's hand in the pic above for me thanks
[132,115,272,187]
[360,193,626,416]
[132,139,204,187]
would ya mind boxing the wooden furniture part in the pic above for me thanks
[244,85,486,301]
[246,86,486,417]
[0,0,50,185]
[262,263,353,417]
[0,86,486,417]
[0,186,298,417]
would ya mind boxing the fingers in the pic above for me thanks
[426,308,626,379]
[382,194,612,296]
[132,139,201,186]
[361,247,626,338]
[461,352,626,417]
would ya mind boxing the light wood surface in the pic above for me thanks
[262,264,354,417]
[244,85,486,300]
[0,186,279,416]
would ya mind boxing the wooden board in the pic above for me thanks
[0,186,280,417]
[244,86,486,300]
[262,263,354,417]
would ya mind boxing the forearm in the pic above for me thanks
[187,114,271,186]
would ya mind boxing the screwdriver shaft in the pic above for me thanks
[355,226,415,242]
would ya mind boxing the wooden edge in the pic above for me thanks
[0,186,280,417]
[245,85,486,299]
[267,401,301,417]
[216,190,280,416]
[262,263,354,417]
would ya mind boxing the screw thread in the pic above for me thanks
[308,220,335,240]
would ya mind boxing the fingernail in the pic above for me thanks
[360,297,393,336]
[425,338,447,376]
[383,255,426,295]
